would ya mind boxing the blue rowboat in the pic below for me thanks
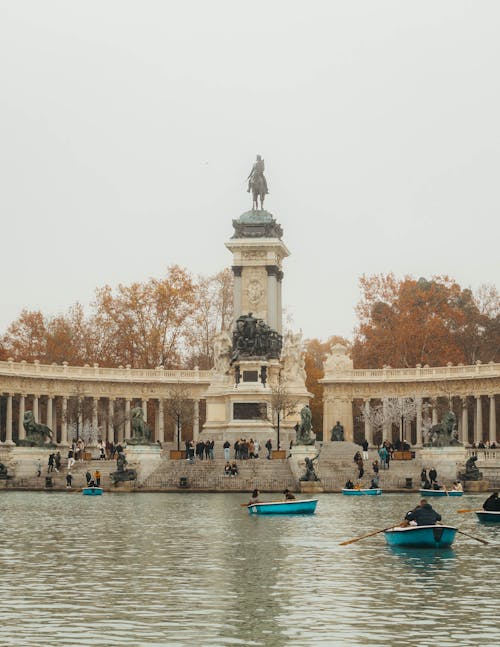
[82,487,103,496]
[342,488,382,496]
[247,499,318,515]
[419,489,463,497]
[384,524,457,548]
[476,511,500,523]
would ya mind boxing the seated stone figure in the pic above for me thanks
[459,455,483,481]
[331,421,344,442]
[0,463,11,480]
[22,411,53,446]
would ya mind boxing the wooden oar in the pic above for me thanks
[457,508,482,513]
[456,529,489,545]
[340,523,400,546]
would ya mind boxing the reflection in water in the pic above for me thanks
[388,546,457,569]
[0,492,498,646]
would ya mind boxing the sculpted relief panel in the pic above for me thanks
[241,267,267,321]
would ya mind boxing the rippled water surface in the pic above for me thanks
[0,492,498,646]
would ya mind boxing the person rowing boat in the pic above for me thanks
[283,488,296,501]
[403,499,442,526]
[483,492,500,511]
[248,489,261,506]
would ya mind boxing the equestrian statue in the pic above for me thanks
[247,154,269,211]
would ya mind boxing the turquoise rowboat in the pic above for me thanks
[82,487,103,496]
[419,489,463,497]
[342,488,382,496]
[247,499,318,515]
[384,524,457,547]
[476,511,500,523]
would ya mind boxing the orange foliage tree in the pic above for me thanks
[352,274,499,368]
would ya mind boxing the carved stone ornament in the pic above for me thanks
[247,279,264,305]
[324,344,353,374]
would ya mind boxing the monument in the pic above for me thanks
[203,156,311,444]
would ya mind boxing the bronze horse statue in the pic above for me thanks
[250,174,266,211]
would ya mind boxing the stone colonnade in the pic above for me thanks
[0,360,210,445]
[0,392,204,445]
[321,350,500,446]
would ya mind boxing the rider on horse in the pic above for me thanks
[247,155,269,194]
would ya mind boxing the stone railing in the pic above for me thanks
[0,359,212,383]
[322,361,500,383]
[466,448,500,462]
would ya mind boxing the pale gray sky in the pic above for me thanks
[1,1,499,341]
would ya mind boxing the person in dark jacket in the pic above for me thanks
[483,492,500,511]
[405,499,442,526]
[429,467,438,485]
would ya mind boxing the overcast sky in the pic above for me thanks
[1,1,499,342]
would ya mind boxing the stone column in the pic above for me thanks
[232,266,242,318]
[157,399,165,443]
[415,397,423,447]
[266,265,278,330]
[193,399,200,442]
[363,399,373,446]
[108,399,115,443]
[46,396,53,431]
[475,395,483,444]
[92,398,99,433]
[33,395,39,422]
[18,394,26,441]
[489,395,497,444]
[5,394,13,444]
[431,399,438,426]
[61,397,68,445]
[382,398,390,440]
[123,399,131,441]
[461,397,469,445]
[142,399,148,424]
[277,271,284,333]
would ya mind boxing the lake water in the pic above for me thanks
[0,492,498,647]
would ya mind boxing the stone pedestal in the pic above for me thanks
[463,480,490,492]
[300,481,324,494]
[419,446,466,480]
[125,444,162,484]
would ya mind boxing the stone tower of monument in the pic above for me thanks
[202,158,310,443]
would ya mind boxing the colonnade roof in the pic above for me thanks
[321,362,500,384]
[0,359,213,384]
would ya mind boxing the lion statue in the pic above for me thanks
[424,411,461,447]
[22,411,53,445]
[130,407,151,444]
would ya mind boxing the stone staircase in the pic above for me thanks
[316,442,425,491]
[5,457,120,491]
[143,454,297,491]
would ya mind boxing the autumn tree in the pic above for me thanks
[352,274,499,368]
[90,265,197,368]
[184,268,233,369]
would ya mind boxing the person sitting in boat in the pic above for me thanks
[248,489,261,505]
[451,481,463,492]
[370,476,379,489]
[344,479,354,489]
[405,499,442,526]
[283,488,296,501]
[422,478,432,490]
[88,479,95,487]
[432,482,443,490]
[483,492,500,511]
[224,462,231,476]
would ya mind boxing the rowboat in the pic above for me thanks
[342,488,382,496]
[384,524,457,547]
[476,510,500,523]
[247,499,318,515]
[419,489,463,497]
[82,487,103,496]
